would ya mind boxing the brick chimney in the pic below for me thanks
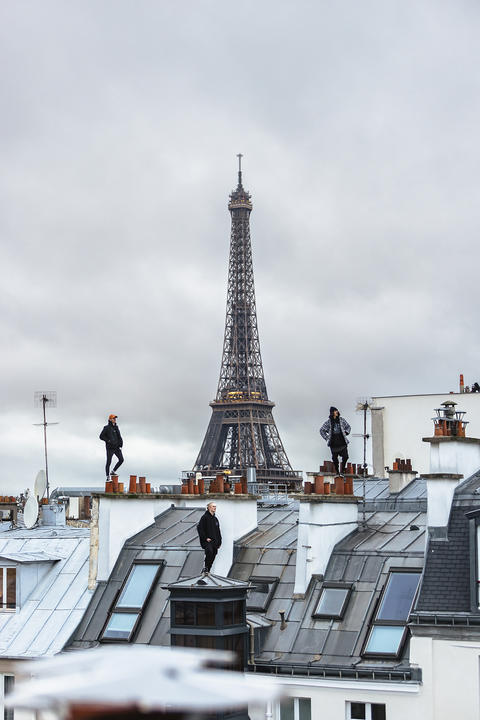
[387,458,417,494]
[88,480,258,589]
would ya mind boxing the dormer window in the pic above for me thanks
[102,562,163,641]
[0,568,16,611]
[363,570,421,657]
[312,583,352,620]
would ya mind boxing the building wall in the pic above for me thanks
[411,634,480,720]
[248,675,424,720]
[371,393,480,477]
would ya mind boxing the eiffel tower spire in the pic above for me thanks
[194,159,300,486]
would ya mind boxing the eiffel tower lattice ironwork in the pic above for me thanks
[194,157,301,487]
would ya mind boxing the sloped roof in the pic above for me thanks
[70,507,206,649]
[413,470,480,618]
[69,484,426,677]
[0,526,92,658]
[229,503,425,670]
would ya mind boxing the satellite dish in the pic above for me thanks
[34,470,47,500]
[24,496,39,530]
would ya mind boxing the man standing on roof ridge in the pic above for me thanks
[99,414,124,479]
[320,406,351,475]
[197,502,222,574]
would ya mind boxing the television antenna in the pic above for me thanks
[33,392,58,501]
[354,398,380,525]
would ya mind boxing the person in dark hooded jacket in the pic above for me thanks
[197,502,222,574]
[319,406,351,474]
[99,414,124,478]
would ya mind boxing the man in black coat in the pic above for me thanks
[197,502,222,574]
[99,414,124,478]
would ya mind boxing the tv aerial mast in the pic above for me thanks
[33,391,59,501]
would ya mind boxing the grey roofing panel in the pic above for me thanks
[250,564,285,580]
[291,628,328,655]
[150,617,171,646]
[160,563,188,584]
[257,509,296,524]
[136,548,174,561]
[338,528,376,552]
[287,600,306,622]
[400,479,427,498]
[325,553,349,581]
[159,550,189,567]
[261,620,299,653]
[264,598,293,622]
[339,589,373,633]
[321,630,358,658]
[341,555,367,582]
[180,549,204,577]
[237,548,262,565]
[259,549,291,565]
[28,609,71,656]
[276,583,295,599]
[135,586,170,644]
[230,563,255,581]
[81,581,121,642]
[279,561,296,583]
[359,556,385,582]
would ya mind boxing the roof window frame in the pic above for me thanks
[312,582,353,620]
[247,576,278,612]
[101,560,165,643]
[362,568,421,659]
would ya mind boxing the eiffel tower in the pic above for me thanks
[193,157,301,488]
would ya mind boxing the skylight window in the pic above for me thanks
[313,583,352,620]
[363,570,421,657]
[247,577,278,612]
[102,562,163,642]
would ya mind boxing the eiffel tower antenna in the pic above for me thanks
[193,158,301,488]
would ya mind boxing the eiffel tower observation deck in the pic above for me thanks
[193,157,302,489]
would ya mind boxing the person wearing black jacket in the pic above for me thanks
[197,502,222,574]
[99,414,124,478]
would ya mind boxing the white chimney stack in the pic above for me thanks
[423,402,480,532]
[294,494,359,596]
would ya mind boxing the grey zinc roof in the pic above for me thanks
[0,525,92,658]
[70,507,206,649]
[69,482,428,675]
[229,501,425,670]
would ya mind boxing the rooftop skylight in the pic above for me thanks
[363,570,421,658]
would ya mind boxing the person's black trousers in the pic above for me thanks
[203,542,218,572]
[331,445,348,474]
[106,447,124,476]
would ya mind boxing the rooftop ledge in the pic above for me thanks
[291,494,361,504]
[422,436,480,444]
[421,473,463,480]
[91,492,260,501]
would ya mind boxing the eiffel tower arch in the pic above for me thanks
[193,158,301,488]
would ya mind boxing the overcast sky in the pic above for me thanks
[1,1,480,494]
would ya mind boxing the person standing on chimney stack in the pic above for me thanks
[197,502,222,574]
[100,414,124,479]
[320,407,351,475]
